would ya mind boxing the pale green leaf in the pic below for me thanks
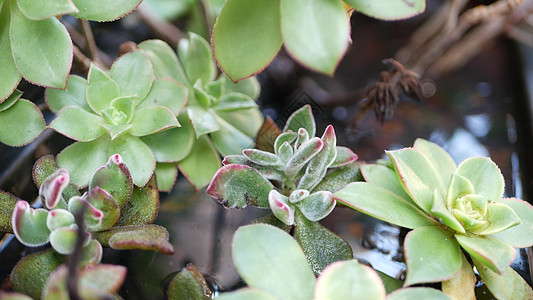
[114,175,159,226]
[0,89,20,111]
[12,201,50,247]
[212,93,257,112]
[473,202,520,235]
[455,157,504,202]
[491,198,533,248]
[442,253,476,300]
[71,0,142,21]
[178,32,217,84]
[108,134,155,187]
[187,105,220,137]
[386,288,451,300]
[218,288,277,300]
[154,162,177,192]
[455,234,515,274]
[138,39,189,86]
[92,224,174,254]
[167,264,211,300]
[314,260,385,300]
[17,0,77,20]
[212,0,282,82]
[404,226,461,286]
[413,139,456,190]
[129,106,179,137]
[49,107,105,141]
[9,2,71,88]
[345,0,425,21]
[0,2,21,101]
[283,105,316,137]
[334,182,437,229]
[232,224,316,300]
[222,75,261,99]
[46,75,90,113]
[137,78,188,115]
[280,0,349,74]
[178,135,221,189]
[473,258,533,300]
[110,51,153,103]
[446,173,474,208]
[87,63,120,114]
[0,99,45,146]
[360,164,412,203]
[216,107,263,137]
[211,115,254,156]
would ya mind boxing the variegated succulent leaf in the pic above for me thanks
[289,189,310,204]
[12,201,50,247]
[83,187,120,231]
[284,137,323,179]
[298,125,337,191]
[295,191,335,222]
[243,149,282,167]
[46,209,75,231]
[39,168,69,210]
[294,128,310,150]
[89,154,133,208]
[268,190,295,226]
[49,225,91,255]
[274,132,297,155]
[68,196,104,231]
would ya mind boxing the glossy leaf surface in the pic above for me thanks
[345,0,425,21]
[71,0,142,21]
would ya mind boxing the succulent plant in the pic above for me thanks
[207,105,359,273]
[47,49,187,189]
[334,139,533,298]
[0,0,143,101]
[0,89,45,146]
[139,33,264,189]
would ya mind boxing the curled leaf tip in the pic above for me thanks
[110,153,123,164]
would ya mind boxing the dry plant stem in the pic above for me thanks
[199,0,214,35]
[78,19,100,63]
[73,45,92,74]
[67,201,88,300]
[63,22,112,69]
[136,6,184,47]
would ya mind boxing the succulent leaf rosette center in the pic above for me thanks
[450,194,488,231]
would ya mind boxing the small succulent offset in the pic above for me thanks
[207,105,359,273]
[0,89,45,146]
[334,139,533,299]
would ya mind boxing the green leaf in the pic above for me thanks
[32,155,80,200]
[295,191,335,222]
[115,175,159,226]
[92,224,174,254]
[429,190,465,233]
[0,2,21,101]
[387,148,445,213]
[57,136,110,187]
[473,258,533,300]
[298,125,337,190]
[473,202,520,235]
[89,154,133,208]
[0,191,18,232]
[108,134,155,187]
[187,105,220,137]
[46,209,74,231]
[446,174,474,208]
[491,198,533,247]
[313,163,361,193]
[9,2,71,88]
[207,164,274,208]
[294,212,353,274]
[0,88,20,112]
[386,288,451,300]
[283,105,316,137]
[140,114,195,162]
[455,234,515,274]
[178,135,221,189]
[129,106,179,137]
[110,51,154,103]
[334,182,437,229]
[232,224,316,300]
[268,190,295,225]
[10,249,65,299]
[212,0,282,81]
[0,99,45,146]
[284,137,323,178]
[218,288,277,300]
[360,164,412,202]
[223,75,261,99]
[442,253,476,300]
[178,32,217,84]
[216,107,263,137]
[345,0,425,21]
[314,260,385,300]
[12,201,50,246]
[49,226,84,254]
[404,226,461,286]
[167,264,211,300]
[413,139,456,190]
[0,292,33,299]
[330,146,358,168]
[280,0,349,74]
[377,271,402,294]
[50,107,105,142]
[243,149,280,166]
[17,0,77,20]
[455,157,504,202]
[71,0,142,21]
[211,116,255,156]
[46,75,90,113]
[138,39,189,86]
[137,78,188,115]
[87,63,120,114]
[154,162,177,192]
[213,93,257,112]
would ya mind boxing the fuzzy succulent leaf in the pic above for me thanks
[218,288,277,300]
[137,78,188,115]
[179,32,217,84]
[429,190,465,233]
[455,157,504,202]
[295,191,335,222]
[46,209,74,231]
[446,173,475,208]
[0,98,46,146]
[10,249,65,299]
[284,137,323,178]
[92,224,174,254]
[334,182,437,229]
[473,257,533,300]
[49,106,105,142]
[490,198,533,247]
[46,75,90,113]
[178,135,221,190]
[68,196,104,231]
[89,154,133,208]
[212,0,282,82]
[39,168,69,209]
[314,260,385,300]
[49,226,90,255]
[268,190,295,225]
[167,264,211,300]
[294,212,353,275]
[386,288,451,300]
[138,39,189,86]
[32,155,80,200]
[283,105,316,137]
[289,189,310,204]
[115,175,159,226]
[330,146,358,168]
[404,226,461,286]
[243,149,281,166]
[207,164,274,208]
[12,201,50,247]
[454,234,515,274]
[298,125,337,190]
[471,202,520,235]
[84,187,120,231]
[313,163,361,193]
[231,224,316,300]
[86,63,120,114]
[274,132,297,154]
[0,191,19,232]
[70,0,142,21]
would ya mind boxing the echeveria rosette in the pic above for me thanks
[10,154,174,257]
[334,138,533,296]
[0,89,46,146]
[47,49,188,188]
[207,105,357,273]
[138,34,263,189]
[0,0,143,102]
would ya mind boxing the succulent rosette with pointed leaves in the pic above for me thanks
[47,49,187,189]
[138,33,264,189]
[0,0,143,102]
[334,139,533,298]
[207,105,359,273]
